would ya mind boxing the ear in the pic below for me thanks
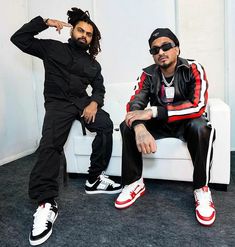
[70,27,73,37]
[176,47,180,56]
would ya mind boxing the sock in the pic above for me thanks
[38,198,56,206]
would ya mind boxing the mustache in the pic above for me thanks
[77,37,87,43]
[158,54,167,59]
[158,55,168,62]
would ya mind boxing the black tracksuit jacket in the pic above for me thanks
[127,58,209,126]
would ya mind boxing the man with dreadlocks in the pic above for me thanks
[11,8,121,246]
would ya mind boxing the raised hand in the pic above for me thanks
[45,19,72,34]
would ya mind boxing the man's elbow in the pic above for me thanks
[10,34,27,52]
[10,34,17,45]
[10,33,21,48]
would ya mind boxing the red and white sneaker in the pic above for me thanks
[194,186,216,226]
[115,178,145,209]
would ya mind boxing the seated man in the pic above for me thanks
[11,7,121,246]
[115,28,216,226]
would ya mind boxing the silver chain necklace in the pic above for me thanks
[161,72,174,87]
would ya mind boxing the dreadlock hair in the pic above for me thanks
[67,7,101,59]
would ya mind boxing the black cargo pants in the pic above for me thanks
[29,101,113,202]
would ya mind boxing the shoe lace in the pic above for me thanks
[99,173,115,185]
[32,204,51,232]
[195,189,213,207]
[121,184,137,196]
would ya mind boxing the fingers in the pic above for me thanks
[87,113,95,124]
[127,117,134,127]
[136,142,150,154]
[135,132,156,154]
[125,110,151,127]
[138,143,155,154]
[81,110,89,123]
[87,116,92,124]
[125,112,137,127]
[48,19,72,33]
[92,114,96,123]
[136,143,142,153]
[136,142,146,153]
[60,21,73,27]
[83,114,91,124]
[125,112,132,127]
[56,22,64,34]
[83,113,96,124]
[150,140,157,153]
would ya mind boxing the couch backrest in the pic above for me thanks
[103,83,136,125]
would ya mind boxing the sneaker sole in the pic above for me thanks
[85,188,122,195]
[115,186,145,209]
[29,212,58,246]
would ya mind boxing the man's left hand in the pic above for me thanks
[81,101,98,124]
[125,109,153,127]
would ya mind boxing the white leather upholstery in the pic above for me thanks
[64,83,231,185]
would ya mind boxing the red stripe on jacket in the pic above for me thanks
[126,72,147,112]
[167,63,203,111]
[168,107,206,123]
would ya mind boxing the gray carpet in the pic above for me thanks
[0,152,234,247]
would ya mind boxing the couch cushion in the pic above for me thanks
[73,128,191,160]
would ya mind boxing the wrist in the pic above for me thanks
[134,123,146,131]
[90,101,98,107]
[43,18,49,25]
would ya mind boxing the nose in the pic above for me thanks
[158,48,165,55]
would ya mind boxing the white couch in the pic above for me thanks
[64,83,231,188]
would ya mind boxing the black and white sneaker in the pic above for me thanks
[29,202,58,246]
[85,173,122,194]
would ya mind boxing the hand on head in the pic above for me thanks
[46,19,72,34]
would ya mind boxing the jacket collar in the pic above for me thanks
[143,57,191,76]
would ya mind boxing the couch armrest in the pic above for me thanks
[207,98,231,184]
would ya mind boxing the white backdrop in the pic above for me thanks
[226,0,235,151]
[0,0,39,165]
[0,0,234,166]
[177,0,225,99]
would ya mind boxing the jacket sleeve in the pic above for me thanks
[126,72,151,127]
[90,64,105,107]
[10,16,51,59]
[166,61,208,123]
[127,72,150,112]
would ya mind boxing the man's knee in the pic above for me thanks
[39,136,64,154]
[94,110,113,132]
[187,118,211,137]
[120,121,134,136]
[102,117,113,133]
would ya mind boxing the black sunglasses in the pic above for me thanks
[149,42,176,55]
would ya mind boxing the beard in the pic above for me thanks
[159,62,171,69]
[72,37,89,51]
[158,59,174,69]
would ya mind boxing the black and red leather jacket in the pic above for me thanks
[127,57,208,124]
